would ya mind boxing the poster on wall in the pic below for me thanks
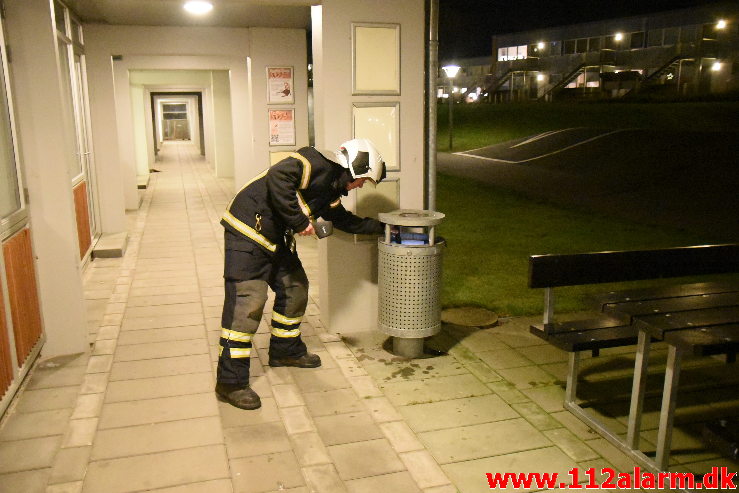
[267,66,294,104]
[268,109,295,146]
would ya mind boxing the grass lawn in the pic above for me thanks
[436,172,739,316]
[437,101,739,152]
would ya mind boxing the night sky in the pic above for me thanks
[439,0,728,60]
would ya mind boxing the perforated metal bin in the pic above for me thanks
[377,209,445,358]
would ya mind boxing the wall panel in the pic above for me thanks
[3,228,43,366]
[0,284,12,398]
[73,180,92,259]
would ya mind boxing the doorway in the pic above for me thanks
[150,92,205,158]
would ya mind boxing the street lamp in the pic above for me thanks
[442,65,460,151]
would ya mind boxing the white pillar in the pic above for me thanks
[4,0,88,357]
[313,0,426,333]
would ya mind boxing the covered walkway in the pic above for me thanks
[0,143,736,492]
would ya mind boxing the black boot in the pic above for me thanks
[268,352,322,368]
[215,382,261,410]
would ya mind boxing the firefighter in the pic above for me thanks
[215,138,387,409]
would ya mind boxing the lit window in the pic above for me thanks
[717,19,727,29]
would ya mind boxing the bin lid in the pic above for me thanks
[378,209,445,227]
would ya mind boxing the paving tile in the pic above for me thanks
[223,421,291,459]
[302,464,347,493]
[422,485,457,493]
[49,446,91,485]
[105,372,213,402]
[15,386,79,413]
[476,348,535,370]
[230,451,304,493]
[279,406,315,435]
[442,446,577,493]
[289,432,332,466]
[323,342,356,360]
[264,367,295,386]
[117,325,204,345]
[92,339,116,355]
[120,313,204,331]
[520,384,566,413]
[47,480,84,493]
[543,428,600,462]
[399,394,518,433]
[92,416,222,460]
[99,392,218,429]
[456,330,509,353]
[486,381,530,404]
[0,409,72,441]
[364,356,468,383]
[218,397,281,428]
[124,302,203,319]
[303,388,365,417]
[0,436,62,473]
[346,471,421,493]
[419,418,552,464]
[550,410,599,438]
[497,365,560,390]
[27,366,86,390]
[114,338,208,361]
[62,418,98,448]
[145,479,234,492]
[334,357,368,378]
[400,450,451,489]
[361,396,403,423]
[380,374,491,406]
[109,354,211,380]
[71,393,104,419]
[328,438,405,481]
[516,344,570,365]
[380,421,425,453]
[127,292,201,307]
[511,401,563,431]
[272,384,306,408]
[314,412,384,446]
[291,368,350,393]
[128,285,199,297]
[83,444,229,493]
[95,326,120,341]
[79,373,108,395]
[348,375,384,398]
[0,468,51,492]
[85,355,113,374]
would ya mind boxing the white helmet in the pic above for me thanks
[335,138,386,183]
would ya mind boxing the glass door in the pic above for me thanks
[53,1,98,262]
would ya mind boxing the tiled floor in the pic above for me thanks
[1,142,738,493]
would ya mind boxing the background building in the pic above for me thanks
[440,2,738,102]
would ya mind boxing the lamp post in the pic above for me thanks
[442,65,460,151]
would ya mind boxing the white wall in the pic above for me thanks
[83,25,253,203]
[247,28,309,171]
[4,0,89,357]
[313,0,426,333]
[211,71,235,178]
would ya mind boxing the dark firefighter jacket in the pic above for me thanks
[221,147,383,253]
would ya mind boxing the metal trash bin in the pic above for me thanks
[378,209,445,358]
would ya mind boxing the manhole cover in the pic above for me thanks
[441,307,498,328]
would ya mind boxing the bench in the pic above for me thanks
[527,244,739,473]
[528,244,739,354]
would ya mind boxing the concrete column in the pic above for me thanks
[212,71,235,178]
[312,0,426,333]
[76,27,128,234]
[4,0,89,357]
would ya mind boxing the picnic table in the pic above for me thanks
[527,244,739,478]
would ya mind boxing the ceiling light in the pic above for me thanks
[614,32,624,41]
[184,1,213,15]
[716,19,727,29]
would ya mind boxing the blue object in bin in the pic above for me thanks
[395,232,428,245]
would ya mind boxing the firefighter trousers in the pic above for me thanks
[217,241,309,386]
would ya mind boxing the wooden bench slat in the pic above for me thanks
[602,292,739,319]
[664,324,739,356]
[529,244,739,288]
[530,323,639,352]
[593,281,739,307]
[634,306,739,338]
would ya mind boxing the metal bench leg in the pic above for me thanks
[627,330,651,450]
[656,345,683,471]
[565,351,580,404]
